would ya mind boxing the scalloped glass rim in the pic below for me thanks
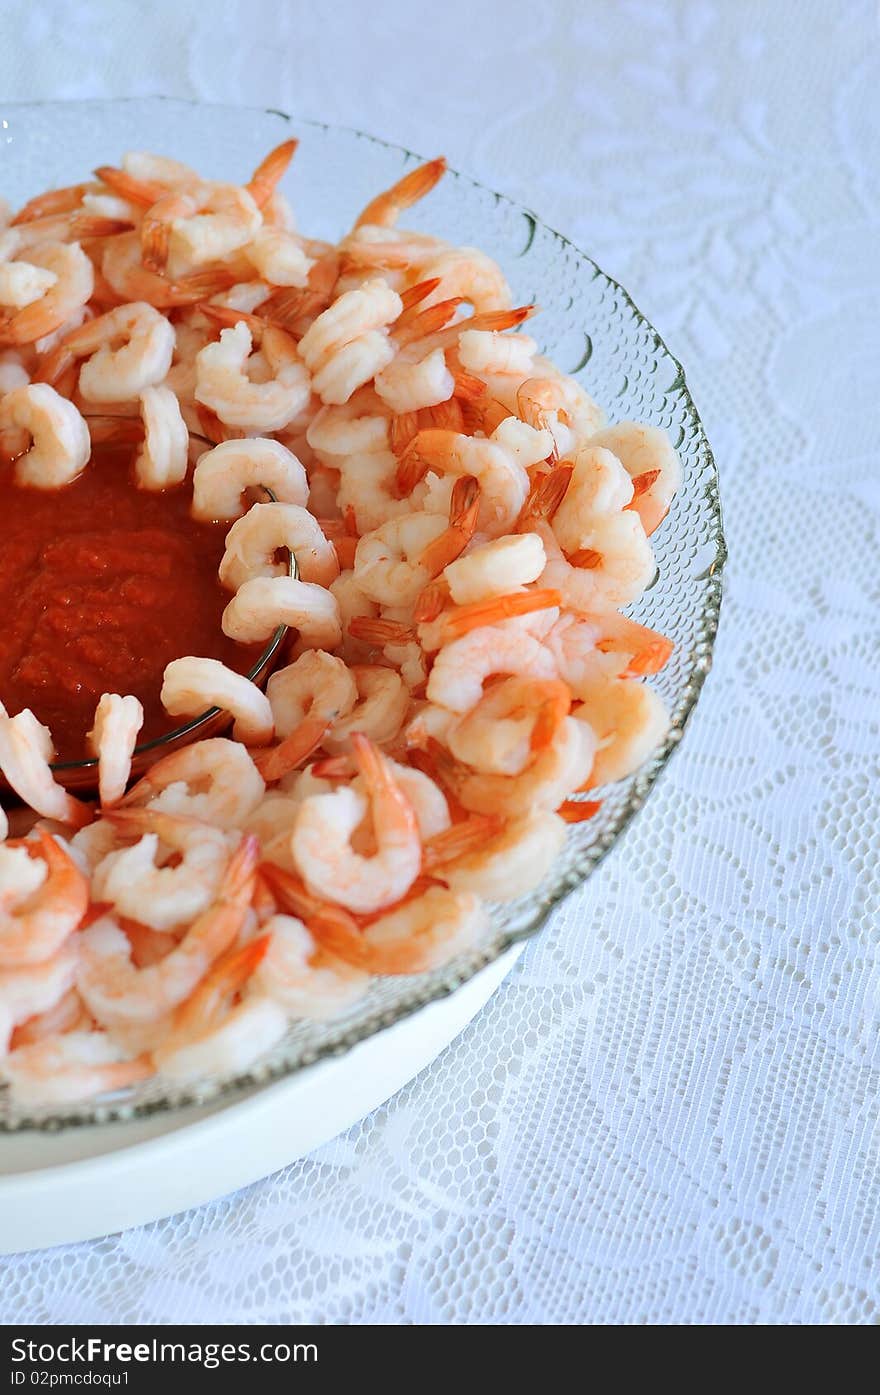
[0,99,726,1132]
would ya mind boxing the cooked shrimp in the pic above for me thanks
[0,242,93,345]
[310,884,488,975]
[101,231,235,308]
[353,512,448,607]
[425,625,557,713]
[291,734,420,913]
[78,835,257,1026]
[142,183,262,279]
[322,665,410,753]
[253,914,368,1019]
[441,810,568,902]
[58,301,175,402]
[451,715,595,817]
[0,709,92,826]
[194,321,311,431]
[0,832,90,967]
[374,345,454,414]
[538,514,656,613]
[336,449,414,533]
[221,575,342,649]
[299,279,402,369]
[489,416,554,469]
[0,940,79,1052]
[447,677,571,776]
[161,657,274,746]
[0,348,30,393]
[8,982,90,1050]
[1,1031,150,1105]
[298,279,401,405]
[376,758,450,839]
[398,429,529,533]
[457,329,536,377]
[243,229,313,287]
[93,809,233,931]
[573,677,669,786]
[415,246,512,313]
[152,936,286,1081]
[86,694,144,807]
[121,738,265,830]
[0,231,59,310]
[267,651,357,738]
[134,383,189,488]
[191,437,309,521]
[516,372,606,456]
[0,840,47,906]
[307,389,391,460]
[546,611,674,689]
[589,422,681,536]
[0,383,90,488]
[219,502,338,590]
[443,532,546,604]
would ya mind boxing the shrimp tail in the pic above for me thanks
[246,139,298,208]
[354,157,447,230]
[252,717,329,783]
[418,474,480,577]
[438,587,562,641]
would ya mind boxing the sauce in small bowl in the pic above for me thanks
[0,439,289,792]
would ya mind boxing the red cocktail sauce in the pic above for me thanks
[0,444,262,762]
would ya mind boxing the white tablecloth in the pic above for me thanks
[1,0,878,1325]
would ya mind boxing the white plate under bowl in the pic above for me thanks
[0,946,522,1253]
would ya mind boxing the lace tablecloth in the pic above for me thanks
[1,0,878,1325]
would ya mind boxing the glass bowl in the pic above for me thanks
[0,98,725,1132]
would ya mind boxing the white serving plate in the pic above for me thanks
[0,945,522,1253]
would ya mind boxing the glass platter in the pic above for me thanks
[0,98,726,1132]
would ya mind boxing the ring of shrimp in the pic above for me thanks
[219,502,339,590]
[0,383,90,489]
[191,437,309,521]
[161,657,274,746]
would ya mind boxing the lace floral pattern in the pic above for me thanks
[1,0,878,1325]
